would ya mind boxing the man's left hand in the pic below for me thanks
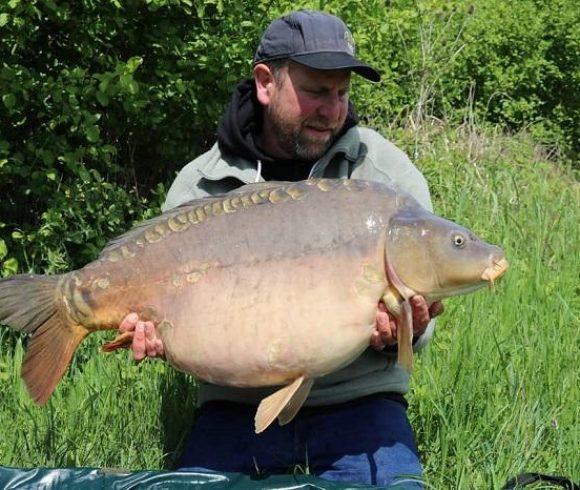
[370,296,444,351]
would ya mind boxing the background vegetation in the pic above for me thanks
[0,0,578,487]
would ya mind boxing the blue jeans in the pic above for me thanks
[178,395,423,487]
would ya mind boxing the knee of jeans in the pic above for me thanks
[316,444,422,487]
[376,446,423,487]
[319,468,423,488]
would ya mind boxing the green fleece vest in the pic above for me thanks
[163,126,435,406]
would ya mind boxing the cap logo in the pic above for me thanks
[344,29,355,55]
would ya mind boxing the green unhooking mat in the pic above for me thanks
[0,466,417,489]
[2,467,577,489]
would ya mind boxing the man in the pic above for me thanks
[120,10,443,487]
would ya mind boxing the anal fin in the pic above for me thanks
[255,375,312,434]
[277,378,314,426]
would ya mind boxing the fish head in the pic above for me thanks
[385,207,508,301]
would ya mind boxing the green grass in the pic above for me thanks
[1,124,578,488]
[403,124,579,488]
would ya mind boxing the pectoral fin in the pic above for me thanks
[382,288,414,373]
[101,331,134,352]
[397,300,414,373]
[255,375,312,434]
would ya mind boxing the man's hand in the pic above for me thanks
[370,296,444,351]
[118,313,165,362]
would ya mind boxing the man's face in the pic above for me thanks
[264,62,351,161]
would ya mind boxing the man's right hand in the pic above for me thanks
[119,313,165,362]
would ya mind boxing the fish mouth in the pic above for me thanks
[481,258,509,287]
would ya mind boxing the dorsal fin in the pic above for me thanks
[98,181,300,260]
[98,207,182,259]
[231,181,291,193]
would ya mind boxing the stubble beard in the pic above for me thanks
[266,104,340,162]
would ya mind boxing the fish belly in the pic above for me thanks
[159,251,384,388]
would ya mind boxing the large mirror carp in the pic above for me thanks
[0,179,508,432]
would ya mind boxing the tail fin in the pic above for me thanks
[0,274,89,404]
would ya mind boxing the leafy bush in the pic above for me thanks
[0,0,267,272]
[332,0,578,153]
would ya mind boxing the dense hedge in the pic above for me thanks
[0,0,577,274]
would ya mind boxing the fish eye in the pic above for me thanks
[453,234,466,248]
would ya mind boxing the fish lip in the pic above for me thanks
[481,258,509,284]
[424,281,486,300]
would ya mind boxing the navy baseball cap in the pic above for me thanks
[254,10,381,82]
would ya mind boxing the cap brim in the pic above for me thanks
[289,51,381,82]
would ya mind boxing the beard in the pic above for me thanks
[265,103,341,162]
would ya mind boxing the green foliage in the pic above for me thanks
[0,0,269,272]
[0,235,18,276]
[442,0,579,151]
[343,0,578,154]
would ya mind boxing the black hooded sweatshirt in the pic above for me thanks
[216,79,359,182]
